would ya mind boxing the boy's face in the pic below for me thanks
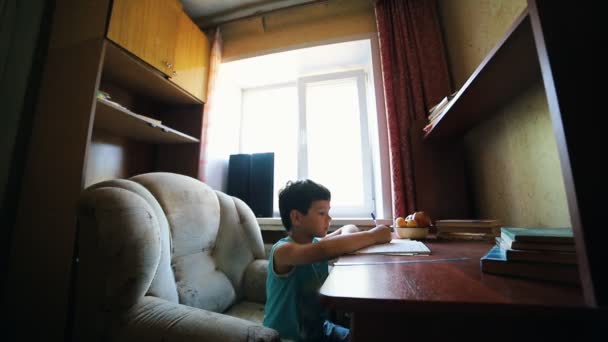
[293,200,332,237]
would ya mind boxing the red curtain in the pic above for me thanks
[374,0,451,217]
[198,28,223,182]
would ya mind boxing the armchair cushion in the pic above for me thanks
[243,259,269,303]
[75,172,279,341]
[118,297,277,342]
[224,301,266,324]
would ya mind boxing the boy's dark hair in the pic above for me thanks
[278,179,331,231]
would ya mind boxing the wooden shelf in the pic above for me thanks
[94,98,199,143]
[425,9,541,141]
[102,40,202,105]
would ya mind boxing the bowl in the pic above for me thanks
[394,226,429,239]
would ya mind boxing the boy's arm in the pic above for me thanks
[323,224,359,239]
[274,226,391,268]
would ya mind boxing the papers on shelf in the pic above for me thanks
[424,92,457,133]
[98,97,163,126]
[351,239,431,255]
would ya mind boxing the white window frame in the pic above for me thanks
[230,37,392,221]
[297,70,374,217]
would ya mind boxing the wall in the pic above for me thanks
[221,0,376,61]
[437,0,570,226]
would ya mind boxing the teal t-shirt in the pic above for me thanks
[263,237,329,341]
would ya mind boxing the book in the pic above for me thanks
[505,248,577,265]
[501,227,573,244]
[438,231,496,241]
[497,237,576,252]
[437,225,500,234]
[480,246,579,284]
[351,239,430,255]
[435,219,501,228]
[436,219,501,238]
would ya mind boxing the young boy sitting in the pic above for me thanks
[263,179,392,341]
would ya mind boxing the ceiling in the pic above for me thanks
[181,0,322,29]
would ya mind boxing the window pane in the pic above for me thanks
[241,86,298,213]
[306,78,365,208]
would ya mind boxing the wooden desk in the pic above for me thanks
[320,240,603,341]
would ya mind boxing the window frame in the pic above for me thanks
[297,70,374,217]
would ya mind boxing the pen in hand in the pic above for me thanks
[371,212,393,231]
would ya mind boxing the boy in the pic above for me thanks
[263,179,392,341]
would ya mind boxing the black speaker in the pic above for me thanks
[227,154,251,205]
[227,152,274,217]
[250,152,274,217]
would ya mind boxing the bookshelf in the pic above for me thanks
[424,9,540,141]
[95,98,199,144]
[6,0,212,338]
[84,38,205,188]
[425,1,605,308]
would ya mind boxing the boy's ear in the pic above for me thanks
[290,209,302,227]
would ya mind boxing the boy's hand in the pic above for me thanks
[369,225,392,244]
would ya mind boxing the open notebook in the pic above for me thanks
[351,239,431,255]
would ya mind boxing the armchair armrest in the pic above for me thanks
[243,259,269,303]
[117,296,279,342]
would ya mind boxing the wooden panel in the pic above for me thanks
[410,119,470,220]
[171,12,210,102]
[94,98,199,143]
[320,240,583,313]
[350,309,603,341]
[84,129,155,187]
[154,104,204,178]
[156,144,200,178]
[102,40,201,105]
[48,0,110,50]
[156,105,204,139]
[107,0,181,75]
[528,0,605,307]
[425,10,541,141]
[7,38,105,340]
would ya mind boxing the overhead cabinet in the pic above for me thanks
[107,0,209,102]
[172,11,210,102]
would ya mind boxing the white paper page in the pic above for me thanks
[351,239,431,255]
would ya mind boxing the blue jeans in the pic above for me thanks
[322,320,350,342]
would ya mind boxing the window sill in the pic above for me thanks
[257,217,393,231]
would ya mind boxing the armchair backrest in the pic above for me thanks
[75,172,267,338]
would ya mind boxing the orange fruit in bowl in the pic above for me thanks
[395,217,406,228]
[413,211,431,227]
[405,219,418,227]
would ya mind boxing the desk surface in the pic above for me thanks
[320,239,584,314]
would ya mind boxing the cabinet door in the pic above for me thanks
[171,12,210,102]
[107,0,181,76]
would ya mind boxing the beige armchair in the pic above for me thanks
[73,172,279,341]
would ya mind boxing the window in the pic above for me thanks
[206,38,391,219]
[240,70,373,217]
[240,85,298,214]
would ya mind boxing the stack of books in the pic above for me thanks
[423,92,456,133]
[481,227,579,284]
[435,219,501,240]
